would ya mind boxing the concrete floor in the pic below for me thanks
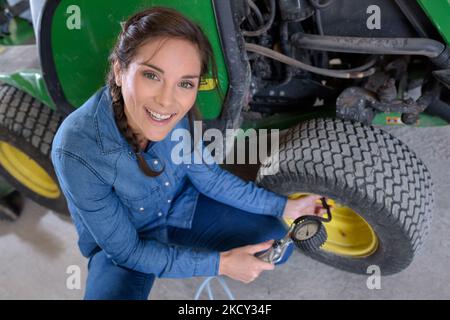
[0,125,449,300]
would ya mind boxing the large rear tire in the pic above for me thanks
[0,84,68,216]
[257,118,434,275]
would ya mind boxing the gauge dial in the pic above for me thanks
[291,217,328,252]
[293,220,320,240]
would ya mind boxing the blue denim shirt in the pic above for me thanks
[51,86,287,278]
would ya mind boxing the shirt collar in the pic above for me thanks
[93,86,131,154]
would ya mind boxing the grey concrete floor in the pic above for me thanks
[0,125,449,300]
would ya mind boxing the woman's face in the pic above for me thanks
[114,37,202,142]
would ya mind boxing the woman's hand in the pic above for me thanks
[282,194,328,221]
[218,241,275,283]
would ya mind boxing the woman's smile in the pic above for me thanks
[144,106,177,126]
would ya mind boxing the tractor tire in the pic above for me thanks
[256,118,434,275]
[0,84,69,216]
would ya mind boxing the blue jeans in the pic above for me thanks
[84,194,293,300]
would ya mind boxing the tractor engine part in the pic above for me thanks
[278,0,314,22]
[336,78,440,125]
[291,32,450,69]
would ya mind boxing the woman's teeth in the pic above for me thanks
[145,107,174,121]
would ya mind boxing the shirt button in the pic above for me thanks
[167,199,171,203]
[139,207,144,212]
[153,160,159,165]
[164,181,170,186]
[187,165,190,169]
[158,212,163,217]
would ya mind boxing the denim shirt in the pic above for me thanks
[51,86,287,278]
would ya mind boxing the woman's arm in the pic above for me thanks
[51,148,219,278]
[184,141,287,217]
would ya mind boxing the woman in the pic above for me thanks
[51,7,325,300]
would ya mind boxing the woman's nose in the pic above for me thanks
[154,84,174,108]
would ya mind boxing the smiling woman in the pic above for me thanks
[107,8,218,176]
[116,39,200,140]
[50,6,326,300]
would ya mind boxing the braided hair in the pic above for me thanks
[107,7,220,177]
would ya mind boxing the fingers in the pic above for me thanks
[303,194,322,206]
[298,196,322,213]
[249,255,275,283]
[242,264,274,284]
[246,240,274,254]
[314,207,328,216]
[258,260,275,271]
[252,242,276,271]
[249,241,276,270]
[306,195,332,216]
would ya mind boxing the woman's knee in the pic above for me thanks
[84,250,155,300]
[259,217,289,242]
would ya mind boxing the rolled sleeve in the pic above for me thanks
[267,194,288,218]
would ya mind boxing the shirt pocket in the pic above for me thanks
[120,187,163,222]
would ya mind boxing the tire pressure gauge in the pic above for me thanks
[256,197,332,264]
[291,215,328,252]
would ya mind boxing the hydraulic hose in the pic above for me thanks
[291,32,450,68]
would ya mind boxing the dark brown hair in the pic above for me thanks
[107,7,220,176]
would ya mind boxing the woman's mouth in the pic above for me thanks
[144,107,176,125]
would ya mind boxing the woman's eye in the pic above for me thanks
[144,72,158,80]
[179,81,194,89]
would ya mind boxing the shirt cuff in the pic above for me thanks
[267,194,288,218]
[193,250,220,277]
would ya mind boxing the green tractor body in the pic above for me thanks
[1,0,447,128]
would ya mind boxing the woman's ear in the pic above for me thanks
[113,60,122,87]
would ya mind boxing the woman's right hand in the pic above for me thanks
[218,240,275,283]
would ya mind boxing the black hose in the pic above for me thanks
[292,32,444,57]
[291,32,450,68]
[246,0,264,26]
[279,22,294,85]
[314,9,328,68]
[425,99,450,122]
[242,0,276,37]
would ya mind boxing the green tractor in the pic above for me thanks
[0,0,449,275]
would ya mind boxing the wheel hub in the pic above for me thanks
[287,193,378,257]
[0,142,60,199]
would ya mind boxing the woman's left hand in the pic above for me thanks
[282,194,328,221]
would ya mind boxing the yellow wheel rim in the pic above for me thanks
[0,142,60,199]
[287,193,378,257]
